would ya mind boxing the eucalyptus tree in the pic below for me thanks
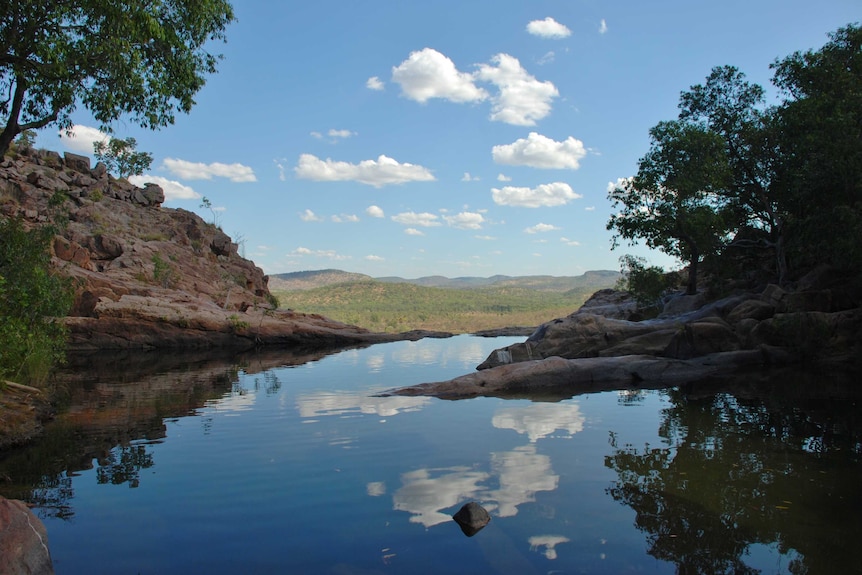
[608,121,734,295]
[0,0,235,156]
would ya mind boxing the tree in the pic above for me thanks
[770,23,862,271]
[608,121,734,295]
[0,0,235,156]
[0,216,75,385]
[94,137,152,178]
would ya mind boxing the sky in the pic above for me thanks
[36,0,860,279]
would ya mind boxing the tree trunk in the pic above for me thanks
[0,125,17,158]
[686,256,699,295]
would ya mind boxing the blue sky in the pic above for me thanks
[38,0,859,278]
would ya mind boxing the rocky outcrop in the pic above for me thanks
[387,272,862,399]
[1,147,426,351]
[0,497,54,575]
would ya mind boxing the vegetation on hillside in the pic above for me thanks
[608,24,862,291]
[273,280,610,333]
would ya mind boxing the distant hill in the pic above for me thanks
[272,269,621,292]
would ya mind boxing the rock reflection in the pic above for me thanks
[492,402,585,442]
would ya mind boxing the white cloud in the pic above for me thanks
[365,255,384,261]
[128,175,199,201]
[497,173,512,182]
[163,158,257,182]
[300,209,324,222]
[444,211,485,230]
[492,132,587,169]
[392,211,441,227]
[274,159,288,181]
[366,205,385,218]
[475,54,558,126]
[295,154,435,187]
[475,235,496,241]
[492,182,581,208]
[310,131,323,139]
[461,172,480,182]
[537,51,555,65]
[58,125,109,154]
[404,228,425,236]
[561,237,581,246]
[526,17,572,39]
[391,48,488,104]
[291,247,350,260]
[328,129,356,139]
[525,223,560,234]
[585,206,596,211]
[366,76,385,91]
[330,214,359,223]
[599,19,609,34]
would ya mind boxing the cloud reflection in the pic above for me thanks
[529,534,571,559]
[296,390,430,418]
[492,402,585,442]
[393,467,490,528]
[485,444,558,517]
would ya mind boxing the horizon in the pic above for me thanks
[31,0,859,278]
[270,267,620,280]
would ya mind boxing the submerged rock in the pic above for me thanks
[452,502,491,537]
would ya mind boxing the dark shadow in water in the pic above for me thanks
[605,368,862,574]
[0,344,369,519]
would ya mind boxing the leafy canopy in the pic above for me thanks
[94,137,153,178]
[0,0,235,155]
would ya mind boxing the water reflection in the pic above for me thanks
[296,390,430,418]
[492,402,585,442]
[528,534,570,560]
[393,467,491,528]
[605,375,862,574]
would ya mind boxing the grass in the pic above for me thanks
[272,280,600,333]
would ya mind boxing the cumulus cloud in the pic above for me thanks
[585,206,596,211]
[444,211,485,230]
[492,182,581,208]
[461,172,480,182]
[492,132,587,169]
[291,247,350,260]
[527,17,571,39]
[300,209,324,222]
[392,48,488,104]
[475,54,559,126]
[128,175,199,201]
[497,173,512,182]
[561,237,581,246]
[392,211,441,227]
[366,205,385,218]
[404,228,424,236]
[295,154,435,187]
[163,158,257,182]
[58,125,109,154]
[525,223,560,234]
[366,76,385,90]
[599,19,609,34]
[365,255,384,261]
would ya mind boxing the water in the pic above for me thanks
[1,335,860,574]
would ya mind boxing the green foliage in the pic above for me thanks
[0,217,74,385]
[227,314,249,332]
[93,137,153,178]
[199,196,222,228]
[616,255,674,312]
[13,130,37,151]
[609,23,862,287]
[0,0,236,156]
[151,253,177,288]
[273,280,606,333]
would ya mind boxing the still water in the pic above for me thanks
[2,335,860,574]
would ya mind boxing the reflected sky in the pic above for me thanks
[295,389,430,418]
[492,402,585,442]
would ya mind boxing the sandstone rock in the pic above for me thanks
[0,497,54,575]
[63,152,91,173]
[452,502,491,537]
[726,298,776,324]
[663,319,740,359]
[141,183,164,206]
[91,162,107,178]
[659,291,708,318]
[210,230,233,256]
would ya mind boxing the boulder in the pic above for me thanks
[0,497,54,575]
[63,152,91,173]
[452,502,490,537]
[141,183,165,206]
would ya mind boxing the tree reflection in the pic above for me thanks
[605,381,862,574]
[96,444,154,488]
